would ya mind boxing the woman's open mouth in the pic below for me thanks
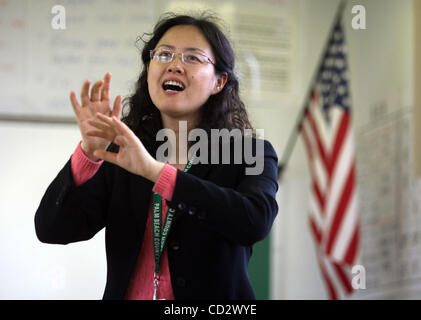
[162,80,185,93]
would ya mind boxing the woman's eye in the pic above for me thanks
[185,54,201,63]
[158,51,172,58]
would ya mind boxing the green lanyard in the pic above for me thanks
[152,155,195,300]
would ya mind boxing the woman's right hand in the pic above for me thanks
[70,72,122,161]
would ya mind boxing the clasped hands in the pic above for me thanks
[70,72,164,182]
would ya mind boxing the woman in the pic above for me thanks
[35,12,279,300]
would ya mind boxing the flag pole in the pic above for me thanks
[277,0,347,181]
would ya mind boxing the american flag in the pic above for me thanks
[299,14,359,299]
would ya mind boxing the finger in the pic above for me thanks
[111,116,135,138]
[90,79,104,102]
[87,118,113,132]
[101,72,111,101]
[93,149,119,165]
[70,91,81,118]
[81,80,91,106]
[96,113,132,138]
[95,112,114,127]
[111,95,123,119]
[86,129,116,142]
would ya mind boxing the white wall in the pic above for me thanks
[0,122,106,299]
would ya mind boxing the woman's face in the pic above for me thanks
[147,25,226,124]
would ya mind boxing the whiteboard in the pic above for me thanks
[0,0,298,123]
[0,0,158,122]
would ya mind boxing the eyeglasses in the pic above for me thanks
[150,48,214,66]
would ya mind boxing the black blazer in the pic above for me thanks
[35,138,279,300]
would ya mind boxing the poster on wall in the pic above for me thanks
[163,0,298,109]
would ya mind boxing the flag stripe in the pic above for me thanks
[326,163,355,256]
[302,123,327,212]
[313,180,325,213]
[318,254,338,300]
[324,130,354,235]
[309,192,325,232]
[310,216,322,244]
[330,188,358,262]
[306,109,329,170]
[343,221,359,265]
[332,263,353,294]
[328,112,349,178]
[303,112,328,191]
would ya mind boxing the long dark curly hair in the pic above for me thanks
[122,12,253,152]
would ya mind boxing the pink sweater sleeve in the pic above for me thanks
[152,164,178,201]
[71,141,178,200]
[71,141,104,186]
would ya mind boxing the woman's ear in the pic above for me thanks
[212,72,228,95]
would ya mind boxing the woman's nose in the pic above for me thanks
[166,53,185,74]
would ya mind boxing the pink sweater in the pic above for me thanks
[71,141,177,300]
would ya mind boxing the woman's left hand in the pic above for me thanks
[86,113,165,182]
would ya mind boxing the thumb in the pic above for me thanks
[93,149,118,165]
